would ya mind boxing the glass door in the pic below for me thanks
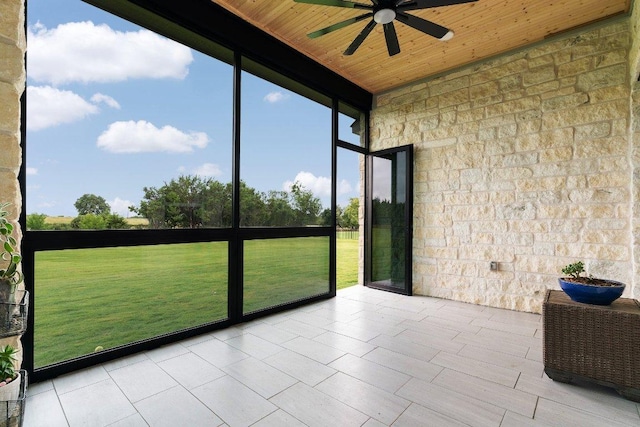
[365,145,413,295]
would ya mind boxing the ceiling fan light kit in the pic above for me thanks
[374,9,396,24]
[294,0,477,56]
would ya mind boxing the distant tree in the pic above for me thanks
[163,175,207,228]
[133,175,236,228]
[239,181,268,226]
[290,182,322,225]
[371,197,394,223]
[265,190,296,226]
[341,197,359,229]
[27,213,49,230]
[130,186,165,229]
[74,194,110,216]
[319,208,333,227]
[201,181,232,227]
[104,213,129,229]
[132,176,325,228]
[72,214,107,230]
[48,223,73,231]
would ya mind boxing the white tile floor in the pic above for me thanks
[23,285,640,426]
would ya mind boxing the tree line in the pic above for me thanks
[27,175,359,230]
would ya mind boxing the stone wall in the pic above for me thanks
[631,0,640,305]
[371,17,637,313]
[2,1,638,319]
[0,0,26,353]
[630,1,640,82]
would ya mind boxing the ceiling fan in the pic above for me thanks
[294,0,477,56]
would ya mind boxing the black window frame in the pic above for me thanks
[22,0,372,382]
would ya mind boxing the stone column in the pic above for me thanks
[0,0,26,358]
[0,1,25,206]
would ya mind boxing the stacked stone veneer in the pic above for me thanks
[371,17,640,313]
[0,1,24,201]
[0,0,25,355]
[1,1,638,318]
[630,0,640,313]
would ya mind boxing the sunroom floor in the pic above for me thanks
[24,285,640,426]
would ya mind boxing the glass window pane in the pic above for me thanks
[371,152,408,289]
[26,1,233,230]
[240,71,331,226]
[337,148,363,289]
[244,237,329,314]
[34,242,228,367]
[339,101,365,147]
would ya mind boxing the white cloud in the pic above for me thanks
[337,179,353,195]
[28,21,193,85]
[193,163,222,177]
[96,120,209,153]
[91,93,121,109]
[109,197,133,217]
[283,171,332,197]
[27,85,99,131]
[263,91,289,103]
[26,167,38,175]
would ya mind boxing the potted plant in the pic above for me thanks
[558,261,625,305]
[0,203,27,336]
[0,202,23,303]
[0,345,20,418]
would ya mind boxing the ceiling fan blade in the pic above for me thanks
[308,13,373,38]
[294,0,373,10]
[397,0,477,12]
[344,20,377,55]
[396,11,450,39]
[383,22,401,56]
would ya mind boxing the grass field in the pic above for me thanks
[34,236,359,367]
[44,216,149,226]
[337,238,359,289]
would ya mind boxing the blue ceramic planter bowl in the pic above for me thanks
[558,278,625,305]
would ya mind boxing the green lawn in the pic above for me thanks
[34,237,359,367]
[244,238,330,313]
[337,238,359,289]
[44,216,149,226]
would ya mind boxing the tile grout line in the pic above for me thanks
[51,380,72,427]
[26,287,637,427]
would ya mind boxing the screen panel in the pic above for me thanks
[243,237,330,314]
[34,242,228,367]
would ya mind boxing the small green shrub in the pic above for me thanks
[0,345,18,383]
[0,202,23,288]
[561,261,584,279]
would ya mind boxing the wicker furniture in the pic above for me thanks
[543,290,640,402]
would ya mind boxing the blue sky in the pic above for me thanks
[26,0,362,217]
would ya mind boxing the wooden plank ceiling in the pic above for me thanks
[212,0,631,94]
